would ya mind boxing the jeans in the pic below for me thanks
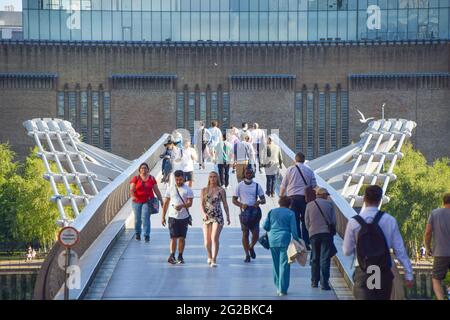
[266,175,275,195]
[289,195,309,247]
[218,163,230,187]
[270,247,290,294]
[310,233,333,286]
[353,267,394,300]
[132,201,151,237]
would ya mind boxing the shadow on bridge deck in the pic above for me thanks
[84,163,347,300]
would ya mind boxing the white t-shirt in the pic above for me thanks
[181,147,196,172]
[171,147,184,172]
[164,184,194,219]
[234,181,265,206]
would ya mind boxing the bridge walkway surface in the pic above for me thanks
[84,162,352,300]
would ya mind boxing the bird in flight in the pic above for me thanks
[356,108,375,123]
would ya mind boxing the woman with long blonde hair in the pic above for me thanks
[200,171,231,267]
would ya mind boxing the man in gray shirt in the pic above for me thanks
[425,192,450,300]
[305,188,336,290]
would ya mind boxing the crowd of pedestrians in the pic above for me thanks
[127,121,449,300]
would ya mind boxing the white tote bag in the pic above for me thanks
[287,239,308,266]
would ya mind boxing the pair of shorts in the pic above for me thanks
[168,217,189,238]
[184,171,194,182]
[239,213,261,233]
[432,256,450,280]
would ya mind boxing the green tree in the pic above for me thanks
[13,147,60,250]
[384,142,450,257]
[0,144,20,244]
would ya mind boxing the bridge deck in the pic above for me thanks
[85,163,350,300]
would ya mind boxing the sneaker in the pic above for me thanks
[144,236,149,243]
[244,255,251,263]
[249,247,256,259]
[210,262,217,268]
[135,234,141,241]
[177,255,185,264]
[311,282,319,288]
[207,258,212,265]
[278,292,287,296]
[321,283,332,291]
[167,255,177,265]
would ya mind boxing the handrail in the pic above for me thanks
[33,134,168,300]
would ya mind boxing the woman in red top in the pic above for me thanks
[130,162,163,242]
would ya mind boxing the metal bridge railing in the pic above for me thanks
[33,134,168,300]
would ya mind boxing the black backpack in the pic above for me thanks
[353,211,391,272]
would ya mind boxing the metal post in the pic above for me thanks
[382,103,386,120]
[64,248,70,300]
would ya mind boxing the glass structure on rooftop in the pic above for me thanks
[22,0,450,42]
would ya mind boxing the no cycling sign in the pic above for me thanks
[58,226,80,248]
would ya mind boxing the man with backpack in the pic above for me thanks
[343,185,414,299]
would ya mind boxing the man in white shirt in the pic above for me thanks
[233,134,256,183]
[251,123,266,174]
[162,170,194,265]
[233,167,266,263]
[343,185,414,300]
[181,140,197,188]
[194,122,212,170]
[280,152,317,249]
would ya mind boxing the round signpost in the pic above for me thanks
[58,226,80,300]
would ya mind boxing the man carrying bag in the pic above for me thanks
[233,167,266,263]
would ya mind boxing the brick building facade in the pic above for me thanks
[0,40,449,161]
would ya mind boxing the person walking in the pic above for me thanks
[180,140,197,188]
[233,134,256,183]
[130,162,164,242]
[194,122,212,170]
[424,192,450,300]
[262,136,283,197]
[214,133,233,189]
[160,139,176,184]
[200,171,231,267]
[263,197,300,296]
[162,170,194,264]
[279,152,316,249]
[343,185,414,300]
[233,167,266,262]
[251,123,266,173]
[305,188,336,290]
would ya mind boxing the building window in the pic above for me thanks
[91,91,100,147]
[294,92,302,152]
[211,91,218,122]
[103,92,111,151]
[57,91,65,118]
[222,92,230,132]
[176,92,185,129]
[306,92,314,160]
[330,91,337,152]
[80,91,88,142]
[68,91,77,125]
[340,91,349,147]
[188,92,195,135]
[200,92,207,123]
[318,92,326,157]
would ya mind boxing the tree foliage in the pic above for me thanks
[384,142,450,257]
[0,145,59,250]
